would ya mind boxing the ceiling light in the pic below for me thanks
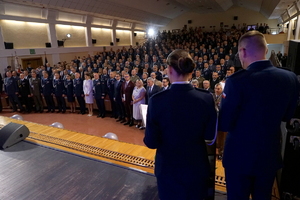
[66,33,72,38]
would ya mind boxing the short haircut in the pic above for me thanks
[191,79,199,84]
[238,30,267,52]
[215,83,222,89]
[162,77,170,82]
[147,77,154,82]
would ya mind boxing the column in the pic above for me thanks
[0,26,5,50]
[295,15,300,40]
[85,15,92,47]
[111,19,117,46]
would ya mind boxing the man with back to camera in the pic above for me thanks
[219,31,299,200]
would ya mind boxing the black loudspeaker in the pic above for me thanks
[110,42,114,46]
[116,38,120,42]
[188,20,192,24]
[0,122,30,149]
[45,43,51,48]
[134,33,137,37]
[234,16,238,20]
[287,40,300,75]
[136,42,139,46]
[92,39,97,44]
[57,40,64,47]
[4,42,14,49]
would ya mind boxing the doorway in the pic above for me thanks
[21,57,43,70]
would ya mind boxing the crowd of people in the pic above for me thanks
[1,26,287,128]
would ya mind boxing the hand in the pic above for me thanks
[62,94,65,97]
[31,93,33,97]
[122,98,125,102]
[15,92,18,95]
[101,97,104,99]
[81,94,84,97]
[28,95,31,97]
[85,94,89,96]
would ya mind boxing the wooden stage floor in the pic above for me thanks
[0,116,228,199]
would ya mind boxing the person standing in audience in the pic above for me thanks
[29,71,43,113]
[93,72,106,118]
[161,77,170,91]
[53,72,66,113]
[191,79,199,88]
[114,73,125,122]
[73,72,86,115]
[144,49,217,200]
[203,80,214,93]
[121,73,134,126]
[18,73,32,113]
[107,71,117,118]
[5,71,23,112]
[210,72,220,90]
[192,69,205,88]
[41,71,54,113]
[145,77,161,104]
[219,31,299,200]
[212,83,223,112]
[83,73,93,116]
[132,79,146,128]
[64,74,76,113]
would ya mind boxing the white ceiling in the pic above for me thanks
[0,0,297,26]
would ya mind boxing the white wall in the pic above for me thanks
[163,6,278,31]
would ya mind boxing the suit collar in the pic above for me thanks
[170,83,194,90]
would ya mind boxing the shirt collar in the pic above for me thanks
[172,81,189,84]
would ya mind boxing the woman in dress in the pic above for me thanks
[83,73,94,116]
[132,79,146,128]
[64,74,76,113]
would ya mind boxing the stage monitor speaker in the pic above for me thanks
[287,40,300,75]
[110,42,114,46]
[188,20,192,24]
[116,38,120,42]
[92,39,97,44]
[4,42,14,49]
[57,40,64,47]
[0,122,29,150]
[45,42,51,48]
[234,16,238,20]
[134,33,137,37]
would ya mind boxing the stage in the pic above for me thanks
[0,116,228,199]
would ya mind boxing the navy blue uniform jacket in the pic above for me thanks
[219,60,300,173]
[144,83,217,185]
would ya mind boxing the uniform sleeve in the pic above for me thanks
[204,94,217,140]
[282,76,300,122]
[144,97,161,149]
[219,77,242,132]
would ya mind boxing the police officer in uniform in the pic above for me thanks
[41,71,55,113]
[18,73,32,113]
[93,72,106,118]
[219,31,300,199]
[73,72,86,115]
[107,71,117,118]
[4,71,23,112]
[53,72,66,113]
[29,71,43,113]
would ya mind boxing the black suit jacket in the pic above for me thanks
[146,84,160,104]
[144,84,217,198]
